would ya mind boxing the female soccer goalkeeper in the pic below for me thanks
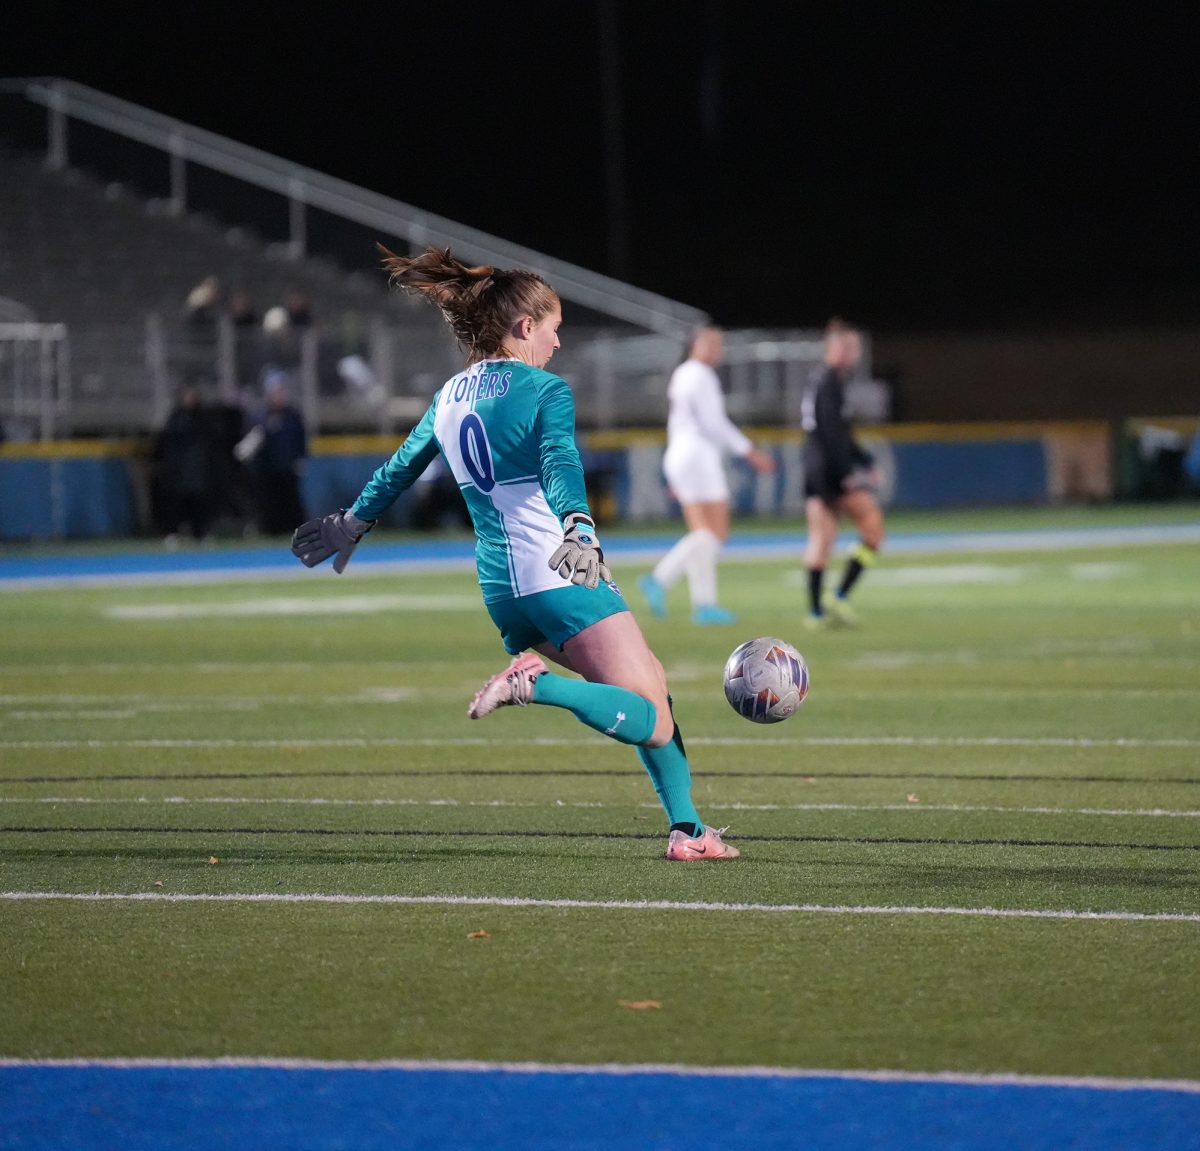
[291,246,737,861]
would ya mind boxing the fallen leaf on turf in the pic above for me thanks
[207,856,218,865]
[617,1000,661,1010]
[906,794,920,804]
[467,930,490,939]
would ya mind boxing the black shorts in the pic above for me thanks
[803,448,846,504]
[806,477,844,504]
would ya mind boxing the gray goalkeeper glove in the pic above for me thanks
[291,509,374,573]
[548,512,610,590]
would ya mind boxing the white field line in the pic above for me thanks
[2,736,1198,750]
[4,520,1199,593]
[0,647,1169,674]
[795,563,1029,586]
[1070,561,1140,580]
[0,560,476,593]
[0,692,418,705]
[787,561,1140,588]
[6,689,1200,719]
[103,594,478,620]
[0,662,431,674]
[0,1055,1197,1095]
[711,801,1200,817]
[3,688,1199,720]
[3,797,1199,818]
[2,890,1198,924]
[0,796,584,810]
[7,686,1200,704]
[0,689,423,716]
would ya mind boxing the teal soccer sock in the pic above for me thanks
[531,672,657,746]
[637,722,702,834]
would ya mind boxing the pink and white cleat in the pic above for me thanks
[665,825,740,861]
[467,652,547,719]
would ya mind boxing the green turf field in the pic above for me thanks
[1,508,1198,1078]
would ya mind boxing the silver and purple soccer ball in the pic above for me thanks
[722,636,810,723]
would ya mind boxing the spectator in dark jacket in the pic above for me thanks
[239,375,308,535]
[154,385,218,545]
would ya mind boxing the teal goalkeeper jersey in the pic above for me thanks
[350,359,591,603]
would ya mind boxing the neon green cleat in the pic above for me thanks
[823,596,860,628]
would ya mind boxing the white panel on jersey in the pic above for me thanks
[433,379,473,487]
[489,481,565,597]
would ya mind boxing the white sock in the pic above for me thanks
[683,528,721,608]
[654,528,711,590]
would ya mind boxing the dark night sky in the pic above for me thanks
[3,2,1199,331]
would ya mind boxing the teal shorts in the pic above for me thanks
[486,581,630,655]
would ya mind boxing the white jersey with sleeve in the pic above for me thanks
[662,358,752,503]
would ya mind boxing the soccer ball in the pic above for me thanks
[723,637,810,723]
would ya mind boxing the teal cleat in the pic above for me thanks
[693,604,737,626]
[638,574,668,618]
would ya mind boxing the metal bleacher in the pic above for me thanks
[0,142,459,436]
[0,78,831,441]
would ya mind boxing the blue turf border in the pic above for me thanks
[3,1065,1199,1151]
[2,522,1199,587]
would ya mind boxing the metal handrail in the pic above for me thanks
[1,77,708,336]
[0,321,70,440]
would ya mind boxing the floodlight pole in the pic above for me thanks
[46,80,67,171]
[597,0,630,282]
[168,132,187,217]
[288,178,307,260]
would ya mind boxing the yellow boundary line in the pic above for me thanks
[0,440,146,460]
[1,418,1192,460]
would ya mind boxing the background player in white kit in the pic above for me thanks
[291,246,738,861]
[638,326,775,625]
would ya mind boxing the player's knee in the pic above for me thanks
[644,707,676,748]
[704,524,730,545]
[635,680,674,747]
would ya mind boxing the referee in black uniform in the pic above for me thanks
[801,318,885,627]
